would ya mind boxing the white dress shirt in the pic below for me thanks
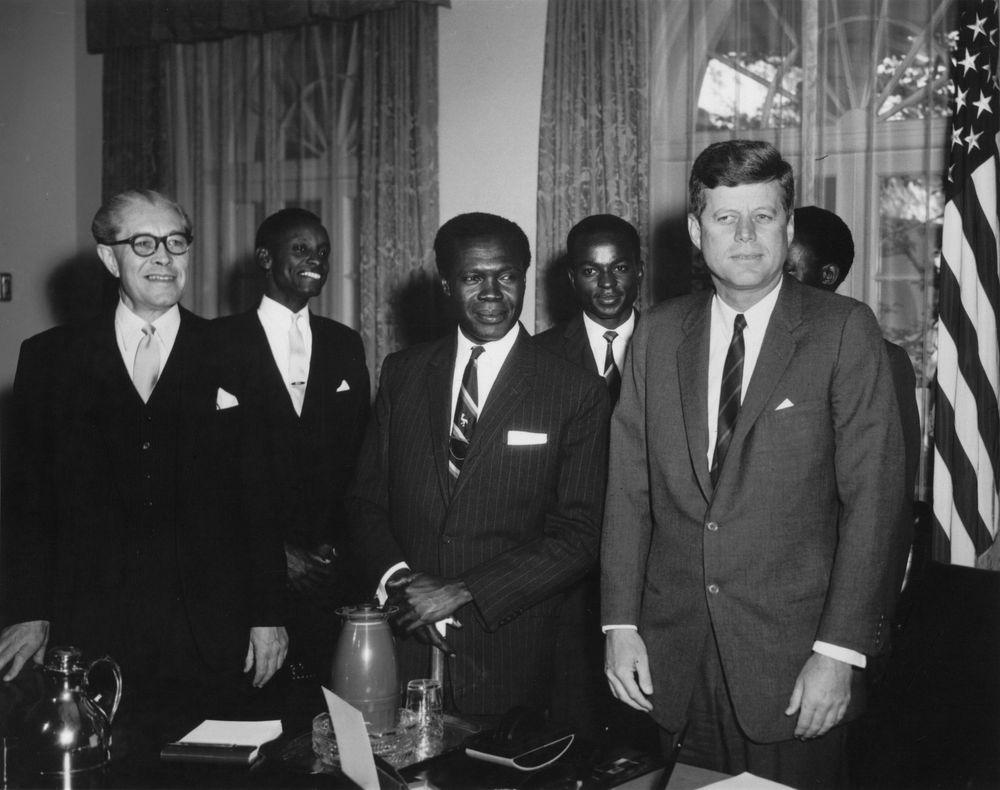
[257,295,312,407]
[606,280,865,668]
[582,309,636,374]
[114,300,180,376]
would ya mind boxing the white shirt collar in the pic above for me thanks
[114,300,180,352]
[258,294,310,326]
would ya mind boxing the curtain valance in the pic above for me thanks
[86,0,447,53]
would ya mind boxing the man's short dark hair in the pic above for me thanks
[688,140,795,217]
[793,206,855,287]
[434,212,531,279]
[92,190,191,244]
[254,207,324,252]
[566,214,641,264]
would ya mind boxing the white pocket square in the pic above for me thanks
[336,379,351,393]
[775,398,794,411]
[507,430,548,446]
[215,388,239,410]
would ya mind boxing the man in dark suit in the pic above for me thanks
[347,212,609,716]
[602,142,910,787]
[535,214,653,745]
[786,205,921,492]
[535,214,644,404]
[0,190,287,736]
[215,208,370,681]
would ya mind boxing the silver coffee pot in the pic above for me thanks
[19,647,122,775]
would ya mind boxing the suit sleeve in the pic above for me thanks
[600,317,652,627]
[2,332,66,625]
[817,303,909,655]
[345,355,409,595]
[461,377,610,631]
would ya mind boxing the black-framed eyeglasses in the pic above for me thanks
[104,232,193,257]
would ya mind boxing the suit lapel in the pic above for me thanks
[565,315,599,374]
[725,279,801,464]
[452,328,534,500]
[427,337,458,503]
[677,295,713,502]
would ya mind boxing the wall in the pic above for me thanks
[0,0,103,400]
[438,0,547,332]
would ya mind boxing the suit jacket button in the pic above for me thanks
[141,441,151,450]
[706,521,719,532]
[707,583,720,595]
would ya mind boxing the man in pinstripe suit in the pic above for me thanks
[347,212,610,716]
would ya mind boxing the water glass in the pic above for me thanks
[405,678,444,758]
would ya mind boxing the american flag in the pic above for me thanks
[933,0,1000,567]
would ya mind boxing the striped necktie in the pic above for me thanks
[288,314,309,416]
[603,330,621,404]
[132,324,160,403]
[449,345,485,480]
[711,313,746,487]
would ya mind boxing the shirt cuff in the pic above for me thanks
[377,562,410,605]
[813,640,867,668]
[601,624,638,633]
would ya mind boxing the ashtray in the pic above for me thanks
[312,709,418,768]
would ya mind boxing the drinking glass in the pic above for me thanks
[404,678,444,759]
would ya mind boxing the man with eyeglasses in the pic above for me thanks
[0,190,288,750]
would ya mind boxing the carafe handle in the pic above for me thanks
[86,656,123,723]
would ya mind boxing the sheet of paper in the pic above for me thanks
[702,771,795,789]
[323,686,379,790]
[178,719,282,747]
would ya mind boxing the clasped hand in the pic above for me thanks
[385,571,472,656]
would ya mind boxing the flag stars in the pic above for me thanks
[973,90,993,117]
[952,125,965,148]
[967,15,988,40]
[958,48,979,75]
[956,86,969,111]
[964,128,983,151]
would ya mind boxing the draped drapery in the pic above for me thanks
[94,0,441,367]
[648,0,952,498]
[535,0,651,331]
[358,3,441,376]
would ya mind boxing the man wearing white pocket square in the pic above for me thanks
[347,212,609,716]
[602,142,910,788]
[214,208,370,682]
[0,191,288,743]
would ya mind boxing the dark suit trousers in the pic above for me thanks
[660,629,848,789]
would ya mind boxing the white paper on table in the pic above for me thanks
[322,686,380,790]
[702,771,796,789]
[177,719,282,760]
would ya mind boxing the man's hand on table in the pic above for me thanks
[785,652,852,739]
[0,620,50,682]
[387,571,471,656]
[244,626,288,687]
[605,628,654,712]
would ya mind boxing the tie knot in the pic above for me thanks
[470,345,485,361]
[603,330,618,344]
[141,324,156,340]
[733,314,747,333]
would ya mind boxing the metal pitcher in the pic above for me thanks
[19,647,122,775]
[331,604,398,734]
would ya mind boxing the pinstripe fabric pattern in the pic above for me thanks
[347,327,610,715]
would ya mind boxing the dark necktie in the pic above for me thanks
[602,330,621,404]
[449,345,485,480]
[711,314,746,486]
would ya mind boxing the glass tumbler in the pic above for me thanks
[404,678,444,759]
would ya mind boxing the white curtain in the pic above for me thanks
[161,20,361,325]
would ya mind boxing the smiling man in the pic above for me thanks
[0,190,287,751]
[601,142,910,787]
[347,212,609,716]
[214,207,370,682]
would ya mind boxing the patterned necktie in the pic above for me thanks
[711,313,746,487]
[132,324,160,403]
[603,330,621,404]
[449,345,485,480]
[288,314,309,416]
